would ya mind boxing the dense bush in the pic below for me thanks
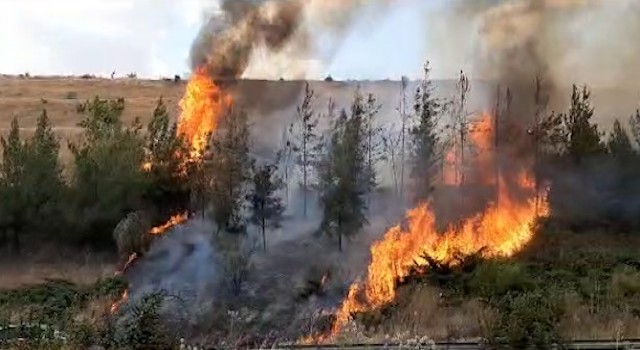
[0,96,192,252]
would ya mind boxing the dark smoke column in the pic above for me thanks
[190,0,305,80]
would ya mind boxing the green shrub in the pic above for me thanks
[489,289,565,349]
[112,292,176,350]
[610,266,640,298]
[467,261,533,299]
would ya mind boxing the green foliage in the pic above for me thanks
[208,106,252,233]
[68,97,150,245]
[0,277,126,329]
[0,111,65,250]
[488,289,564,349]
[466,261,534,299]
[609,266,640,298]
[290,82,323,217]
[629,108,640,148]
[318,93,372,251]
[144,98,192,221]
[112,292,176,350]
[409,61,441,203]
[561,85,606,162]
[248,163,285,251]
[607,119,634,158]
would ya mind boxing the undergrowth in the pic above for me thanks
[352,230,640,348]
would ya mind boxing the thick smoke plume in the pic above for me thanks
[463,0,640,101]
[190,0,394,80]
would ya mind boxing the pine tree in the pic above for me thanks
[607,119,634,158]
[290,82,323,218]
[248,163,285,251]
[362,92,382,200]
[629,109,640,149]
[561,85,605,163]
[453,70,471,186]
[144,98,192,220]
[0,118,27,250]
[0,111,64,250]
[208,106,253,234]
[69,97,149,245]
[319,97,369,251]
[410,61,441,203]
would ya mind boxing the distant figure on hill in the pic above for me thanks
[111,70,115,80]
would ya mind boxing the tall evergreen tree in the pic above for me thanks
[362,92,383,200]
[607,119,634,158]
[144,98,192,220]
[319,97,370,251]
[290,82,323,218]
[0,118,28,250]
[0,111,64,250]
[69,97,149,245]
[248,163,285,251]
[629,108,640,149]
[208,106,253,234]
[561,85,605,162]
[410,61,441,203]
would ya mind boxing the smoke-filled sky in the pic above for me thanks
[1,0,638,85]
[0,0,437,79]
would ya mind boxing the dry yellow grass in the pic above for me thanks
[0,76,184,128]
[0,75,185,165]
[0,248,116,290]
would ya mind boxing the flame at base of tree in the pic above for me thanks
[109,212,190,314]
[311,171,549,342]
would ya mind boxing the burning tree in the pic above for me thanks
[248,163,285,251]
[144,98,194,221]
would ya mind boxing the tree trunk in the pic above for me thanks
[303,135,308,218]
[10,227,20,253]
[337,214,343,252]
[261,216,266,252]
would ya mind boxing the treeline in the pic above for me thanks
[0,63,445,254]
[533,84,640,231]
[2,63,639,255]
[0,97,194,252]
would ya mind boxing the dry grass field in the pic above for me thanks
[0,76,185,162]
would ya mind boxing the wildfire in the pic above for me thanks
[110,290,129,314]
[112,68,226,315]
[177,66,231,159]
[310,111,550,342]
[110,212,190,314]
[149,212,189,236]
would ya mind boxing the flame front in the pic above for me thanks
[177,66,231,159]
[317,111,550,341]
[149,212,189,236]
[110,212,189,313]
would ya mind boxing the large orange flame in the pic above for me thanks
[309,112,548,342]
[177,66,231,159]
[326,175,549,338]
[113,68,226,315]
